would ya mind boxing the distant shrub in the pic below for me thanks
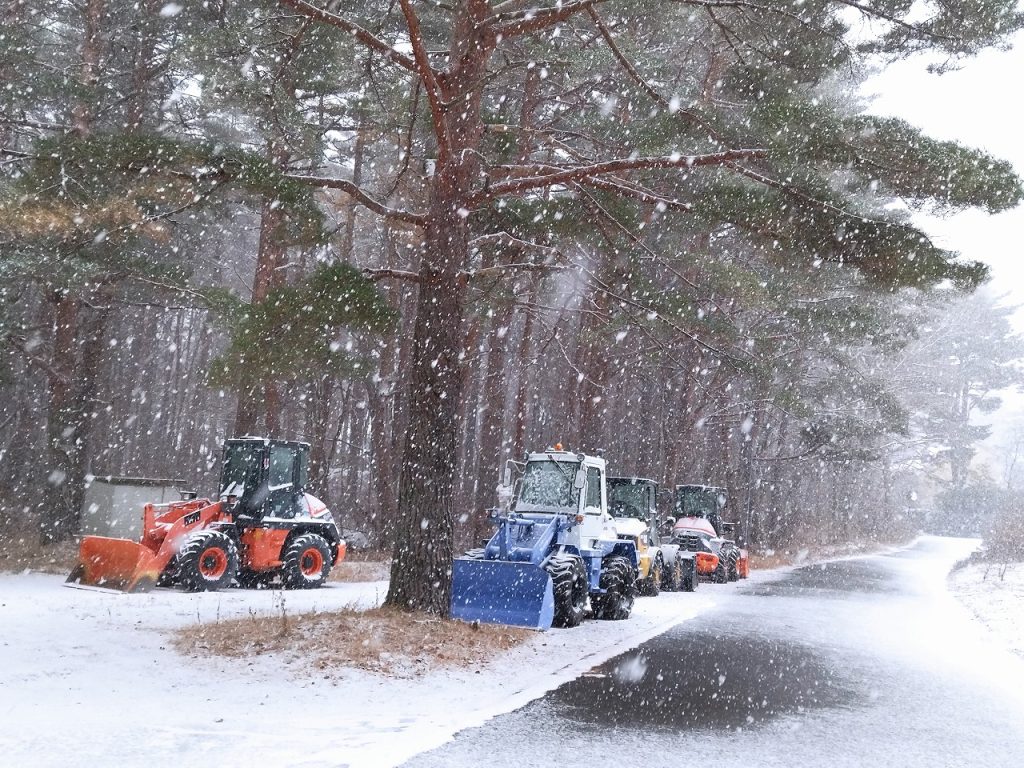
[987,505,1024,563]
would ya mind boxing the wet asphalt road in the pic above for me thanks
[402,537,1024,768]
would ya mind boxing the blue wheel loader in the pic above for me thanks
[450,448,639,630]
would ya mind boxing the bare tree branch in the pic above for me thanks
[276,0,417,71]
[288,174,427,225]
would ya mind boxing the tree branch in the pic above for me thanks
[494,0,604,38]
[363,268,423,283]
[579,175,693,211]
[276,0,417,71]
[833,0,955,42]
[587,7,728,146]
[466,261,569,279]
[398,0,451,164]
[476,148,766,201]
[723,161,888,225]
[288,174,427,225]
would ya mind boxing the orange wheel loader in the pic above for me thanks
[67,438,346,592]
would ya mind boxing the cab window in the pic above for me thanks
[585,467,602,511]
[269,445,295,489]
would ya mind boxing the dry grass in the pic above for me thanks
[329,559,391,582]
[174,605,531,677]
[748,536,910,571]
[0,532,78,575]
[748,552,793,570]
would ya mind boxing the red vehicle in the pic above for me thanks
[669,516,724,580]
[68,438,345,592]
[671,485,749,582]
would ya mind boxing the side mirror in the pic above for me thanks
[502,464,512,488]
[573,468,587,490]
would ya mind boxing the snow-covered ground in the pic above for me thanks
[949,559,1024,658]
[0,571,753,768]
[404,536,1024,768]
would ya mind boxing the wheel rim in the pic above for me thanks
[199,547,228,580]
[299,547,324,577]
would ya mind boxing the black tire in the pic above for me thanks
[661,555,682,592]
[281,533,333,589]
[546,555,588,628]
[592,555,636,621]
[174,530,239,592]
[638,555,663,597]
[723,548,740,582]
[682,559,698,592]
[463,547,486,560]
[713,558,729,584]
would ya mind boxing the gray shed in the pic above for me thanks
[81,477,186,539]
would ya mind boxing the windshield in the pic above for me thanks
[608,482,649,520]
[516,459,580,509]
[676,487,723,518]
[221,443,263,499]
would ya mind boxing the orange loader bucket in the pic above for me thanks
[66,536,164,593]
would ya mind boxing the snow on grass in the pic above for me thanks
[949,560,1024,659]
[174,604,532,677]
[0,569,743,768]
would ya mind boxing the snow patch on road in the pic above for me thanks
[0,572,750,768]
[949,560,1024,659]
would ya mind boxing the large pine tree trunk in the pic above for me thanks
[384,220,467,613]
[385,7,489,615]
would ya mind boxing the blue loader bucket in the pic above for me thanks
[450,558,555,630]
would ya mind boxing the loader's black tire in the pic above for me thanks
[281,533,333,589]
[593,555,636,621]
[661,556,683,592]
[712,561,728,584]
[175,530,239,592]
[723,549,740,582]
[682,559,698,592]
[638,556,663,597]
[547,555,587,628]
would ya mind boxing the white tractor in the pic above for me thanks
[451,447,640,629]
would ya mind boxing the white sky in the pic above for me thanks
[864,31,1024,468]
[866,32,1024,322]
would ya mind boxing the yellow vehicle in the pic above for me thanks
[608,476,684,594]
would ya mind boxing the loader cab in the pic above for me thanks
[220,438,311,521]
[608,477,662,582]
[608,477,657,523]
[509,449,618,551]
[512,449,607,517]
[608,477,661,542]
[674,484,727,536]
